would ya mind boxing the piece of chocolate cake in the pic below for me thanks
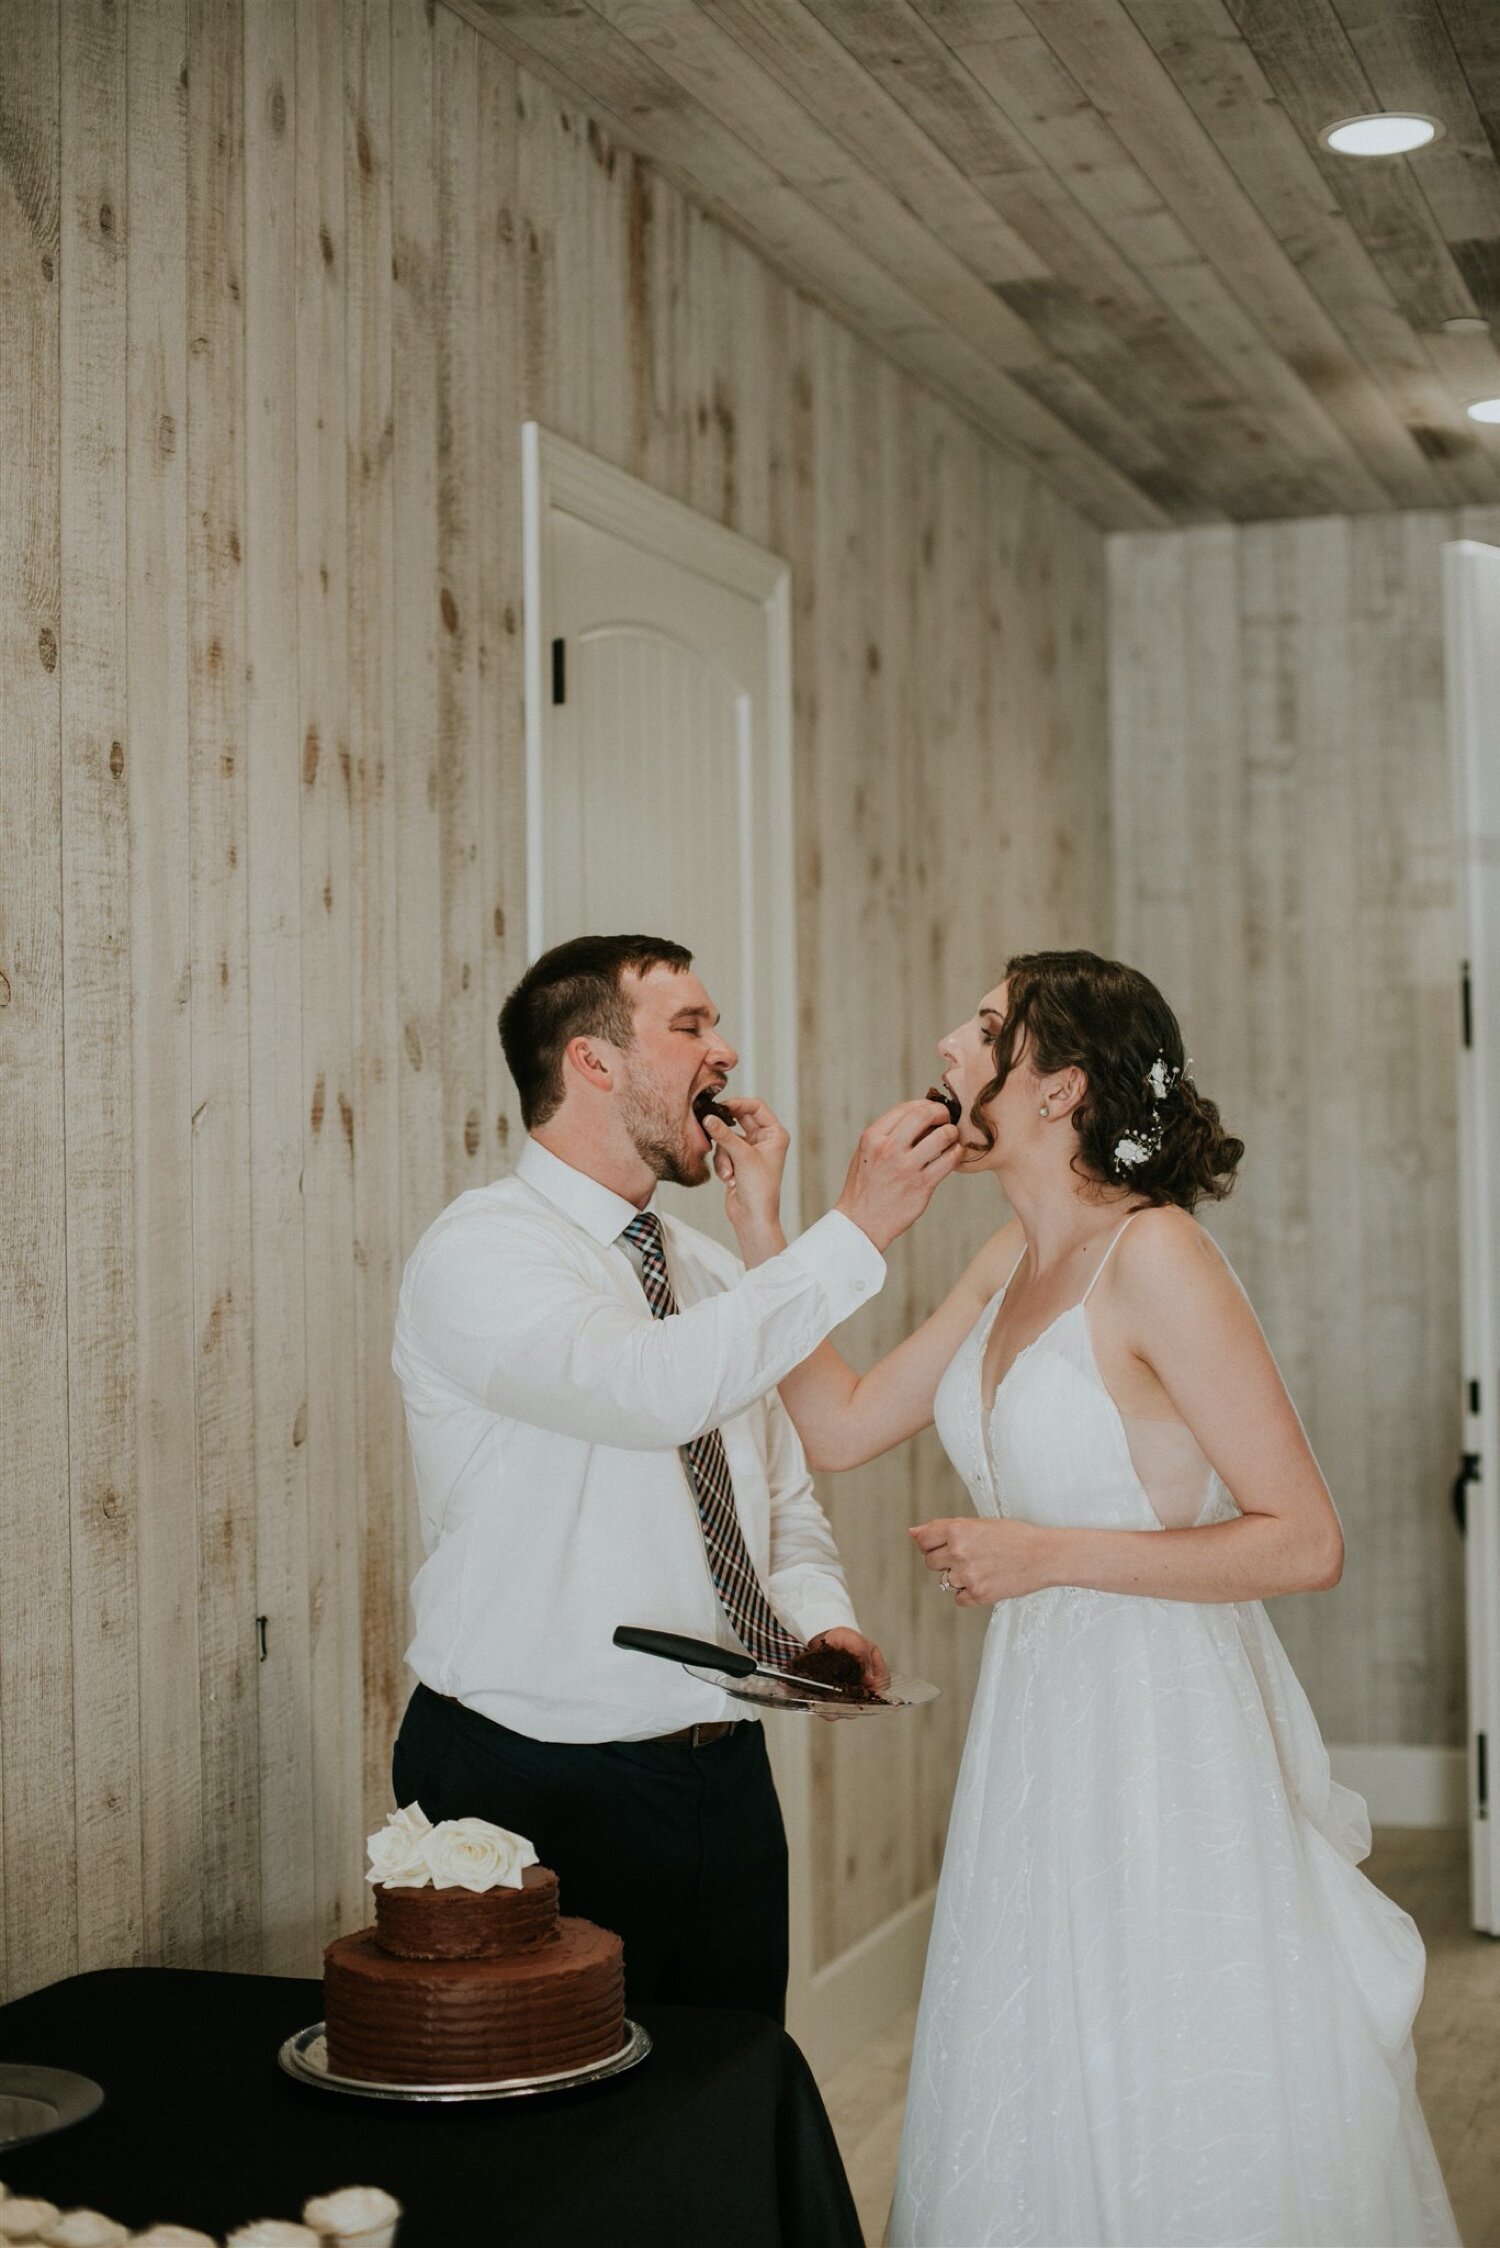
[916,1084,962,1139]
[693,1087,735,1130]
[784,1642,883,1703]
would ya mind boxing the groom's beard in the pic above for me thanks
[617,1068,708,1189]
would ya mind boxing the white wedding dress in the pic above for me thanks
[888,1218,1460,2248]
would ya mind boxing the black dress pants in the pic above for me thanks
[392,1683,790,2024]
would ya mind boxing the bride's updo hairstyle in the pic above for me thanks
[974,950,1243,1210]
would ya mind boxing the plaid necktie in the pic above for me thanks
[620,1211,803,1667]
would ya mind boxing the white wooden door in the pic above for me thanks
[1444,538,1500,1933]
[523,426,799,1247]
[522,427,821,2043]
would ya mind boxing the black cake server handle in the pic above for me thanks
[612,1624,757,1676]
[611,1624,845,1698]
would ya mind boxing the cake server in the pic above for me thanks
[611,1624,847,1696]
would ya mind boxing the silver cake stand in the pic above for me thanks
[278,2019,652,2103]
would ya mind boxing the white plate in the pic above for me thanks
[0,2064,104,2148]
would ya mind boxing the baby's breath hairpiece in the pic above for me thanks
[1112,1052,1190,1176]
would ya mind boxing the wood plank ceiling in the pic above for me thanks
[450,0,1500,529]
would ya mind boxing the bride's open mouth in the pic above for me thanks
[919,1082,962,1138]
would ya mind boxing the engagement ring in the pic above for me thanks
[939,1569,954,1594]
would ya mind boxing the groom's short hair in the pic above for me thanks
[500,934,694,1129]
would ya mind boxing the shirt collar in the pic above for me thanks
[515,1135,656,1247]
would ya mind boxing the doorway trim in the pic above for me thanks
[1445,535,1500,1934]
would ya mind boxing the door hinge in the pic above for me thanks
[1470,1379,1482,1417]
[1479,1731,1489,1820]
[551,637,566,706]
[1462,959,1473,1049]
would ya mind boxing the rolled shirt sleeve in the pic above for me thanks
[396,1205,885,1452]
[761,1387,860,1644]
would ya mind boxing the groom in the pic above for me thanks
[390,932,945,2021]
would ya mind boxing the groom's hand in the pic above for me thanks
[809,1625,890,1693]
[835,1102,962,1253]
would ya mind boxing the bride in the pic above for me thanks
[711,950,1459,2248]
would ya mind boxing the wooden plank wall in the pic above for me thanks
[1110,509,1500,1753]
[0,0,1109,1998]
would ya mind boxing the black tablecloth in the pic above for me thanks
[0,1968,864,2248]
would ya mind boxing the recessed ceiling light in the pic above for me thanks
[1466,398,1500,425]
[1442,316,1492,336]
[1320,113,1441,156]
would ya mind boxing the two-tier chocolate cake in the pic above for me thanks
[324,1843,624,2085]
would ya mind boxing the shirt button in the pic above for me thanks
[853,1279,866,1293]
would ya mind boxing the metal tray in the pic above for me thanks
[684,1664,939,1716]
[277,2018,651,2103]
[0,2064,105,2149]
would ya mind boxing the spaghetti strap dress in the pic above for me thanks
[888,1215,1459,2248]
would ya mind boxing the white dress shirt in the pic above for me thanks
[392,1136,887,1741]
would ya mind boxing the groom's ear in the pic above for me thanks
[565,1035,617,1094]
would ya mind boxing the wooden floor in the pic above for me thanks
[822,1828,1500,2248]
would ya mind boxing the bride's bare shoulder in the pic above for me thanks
[1115,1204,1237,1299]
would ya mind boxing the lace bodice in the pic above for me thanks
[932,1222,1238,1534]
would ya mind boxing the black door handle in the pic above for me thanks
[1452,1452,1480,1535]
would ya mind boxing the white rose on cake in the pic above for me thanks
[364,1803,433,1889]
[363,1804,537,1892]
[419,1816,538,1892]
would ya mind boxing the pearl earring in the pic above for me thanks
[1039,1102,1050,1118]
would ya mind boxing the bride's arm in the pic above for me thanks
[710,1097,996,1471]
[913,1209,1344,1605]
[778,1227,1016,1470]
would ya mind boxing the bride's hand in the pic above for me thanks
[704,1096,790,1260]
[909,1516,1057,1606]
